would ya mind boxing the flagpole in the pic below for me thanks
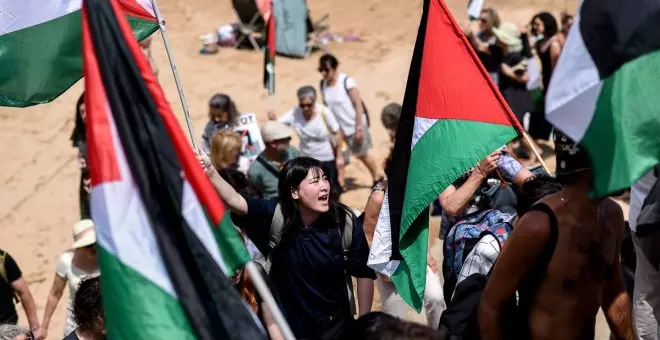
[245,262,296,340]
[522,131,551,173]
[149,0,199,152]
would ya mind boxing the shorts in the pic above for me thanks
[344,128,373,157]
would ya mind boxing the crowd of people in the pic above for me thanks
[0,8,658,340]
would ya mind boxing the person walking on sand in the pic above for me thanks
[270,86,343,198]
[42,220,100,339]
[0,249,43,339]
[479,131,634,340]
[318,54,384,187]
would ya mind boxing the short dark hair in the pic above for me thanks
[352,312,441,340]
[73,276,103,332]
[381,103,402,130]
[516,174,562,215]
[532,12,559,38]
[319,54,339,70]
[208,93,240,124]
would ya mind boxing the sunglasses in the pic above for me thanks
[317,67,330,73]
[299,103,314,109]
[479,18,488,23]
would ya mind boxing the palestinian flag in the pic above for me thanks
[263,1,275,95]
[546,0,660,197]
[82,0,265,338]
[0,0,157,107]
[367,0,519,311]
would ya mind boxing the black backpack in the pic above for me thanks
[319,77,371,128]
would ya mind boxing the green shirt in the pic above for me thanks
[248,147,299,199]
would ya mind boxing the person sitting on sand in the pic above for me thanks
[479,131,634,339]
[201,93,241,154]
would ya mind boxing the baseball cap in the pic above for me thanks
[72,219,97,249]
[261,121,292,143]
[554,130,591,176]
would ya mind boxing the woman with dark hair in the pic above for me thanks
[201,93,241,154]
[69,93,91,219]
[200,155,375,339]
[64,276,104,340]
[528,11,563,141]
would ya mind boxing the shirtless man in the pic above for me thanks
[478,131,633,340]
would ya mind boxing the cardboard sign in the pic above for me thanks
[234,113,265,160]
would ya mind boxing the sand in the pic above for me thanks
[1,0,621,338]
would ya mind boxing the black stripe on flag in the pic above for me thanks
[580,0,660,79]
[387,0,431,261]
[84,1,266,339]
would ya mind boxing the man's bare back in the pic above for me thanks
[525,194,623,340]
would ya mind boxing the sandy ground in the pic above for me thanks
[0,0,623,338]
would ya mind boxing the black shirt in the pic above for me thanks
[234,197,375,339]
[0,249,22,324]
[475,33,504,74]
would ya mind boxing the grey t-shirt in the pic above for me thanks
[247,147,299,199]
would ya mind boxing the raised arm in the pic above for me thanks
[440,152,499,216]
[41,274,67,339]
[362,190,385,246]
[198,153,249,215]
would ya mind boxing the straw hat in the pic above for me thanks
[72,219,97,249]
[261,121,293,143]
[493,22,522,52]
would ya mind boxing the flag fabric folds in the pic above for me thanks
[0,0,157,107]
[263,1,276,95]
[546,0,660,197]
[367,0,519,311]
[82,0,263,338]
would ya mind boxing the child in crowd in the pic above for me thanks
[202,93,240,153]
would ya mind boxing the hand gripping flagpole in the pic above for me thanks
[149,0,199,152]
[245,262,296,340]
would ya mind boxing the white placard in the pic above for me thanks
[234,113,265,161]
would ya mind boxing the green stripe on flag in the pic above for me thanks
[0,12,157,107]
[394,118,517,311]
[98,246,196,340]
[211,214,251,274]
[582,50,660,197]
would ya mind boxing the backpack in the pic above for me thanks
[267,204,357,315]
[319,77,371,128]
[0,251,20,303]
[442,209,514,303]
[438,203,559,340]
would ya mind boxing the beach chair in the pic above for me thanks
[306,14,330,56]
[232,0,267,51]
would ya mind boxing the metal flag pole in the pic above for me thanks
[245,262,296,340]
[149,0,199,152]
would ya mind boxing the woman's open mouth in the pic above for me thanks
[318,194,328,202]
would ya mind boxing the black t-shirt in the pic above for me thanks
[233,197,375,339]
[475,33,504,74]
[0,249,22,324]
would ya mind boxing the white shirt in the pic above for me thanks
[278,103,339,162]
[629,169,658,232]
[321,73,367,136]
[56,252,100,336]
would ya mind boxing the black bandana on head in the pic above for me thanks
[553,130,591,176]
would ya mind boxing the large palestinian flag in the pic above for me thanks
[367,0,519,311]
[0,0,157,107]
[546,0,660,197]
[82,0,265,338]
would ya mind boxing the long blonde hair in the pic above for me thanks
[210,131,242,170]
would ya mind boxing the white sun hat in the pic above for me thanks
[72,219,97,249]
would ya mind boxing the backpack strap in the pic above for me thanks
[339,212,356,315]
[256,155,281,179]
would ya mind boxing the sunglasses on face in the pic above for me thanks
[317,67,329,73]
[479,18,488,23]
[299,103,314,109]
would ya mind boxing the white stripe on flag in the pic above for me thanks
[0,0,82,35]
[545,12,602,142]
[367,190,400,276]
[92,107,228,297]
[411,117,437,148]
